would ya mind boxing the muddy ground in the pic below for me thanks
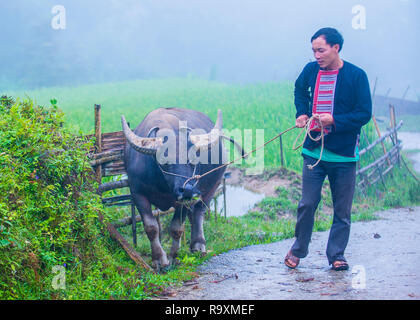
[225,166,300,198]
[167,206,420,300]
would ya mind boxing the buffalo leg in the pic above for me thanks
[132,194,169,270]
[169,206,188,264]
[188,201,207,253]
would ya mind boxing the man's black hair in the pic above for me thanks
[311,27,344,52]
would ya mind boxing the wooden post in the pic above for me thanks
[93,104,153,272]
[94,104,102,184]
[392,105,400,165]
[125,121,138,246]
[223,177,227,219]
[279,135,284,167]
[131,204,137,246]
[371,77,378,114]
[214,198,218,222]
[361,128,386,188]
[207,202,211,219]
[183,224,186,248]
[372,115,391,166]
[389,105,400,166]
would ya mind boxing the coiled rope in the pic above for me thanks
[292,114,326,170]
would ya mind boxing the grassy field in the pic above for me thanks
[4,79,420,299]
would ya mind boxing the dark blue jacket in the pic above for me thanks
[295,60,372,157]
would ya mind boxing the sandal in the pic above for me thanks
[284,250,300,269]
[332,260,349,271]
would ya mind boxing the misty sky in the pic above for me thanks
[1,0,419,100]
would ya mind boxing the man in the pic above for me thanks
[284,27,372,271]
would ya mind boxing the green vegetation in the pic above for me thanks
[2,79,420,299]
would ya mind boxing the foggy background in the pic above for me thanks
[1,0,419,101]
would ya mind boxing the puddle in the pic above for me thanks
[211,185,266,217]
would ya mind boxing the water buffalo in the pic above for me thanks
[121,107,243,270]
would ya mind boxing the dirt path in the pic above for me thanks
[170,206,420,300]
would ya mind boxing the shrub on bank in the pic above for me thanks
[0,97,149,299]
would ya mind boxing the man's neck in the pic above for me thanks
[324,58,344,71]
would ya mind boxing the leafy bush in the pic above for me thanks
[0,96,108,298]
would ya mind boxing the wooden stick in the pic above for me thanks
[214,198,218,222]
[361,128,377,161]
[98,179,129,194]
[157,212,162,243]
[361,128,386,188]
[279,135,284,167]
[223,177,227,219]
[113,207,175,228]
[91,149,123,160]
[359,121,403,156]
[94,104,102,184]
[389,105,395,144]
[131,204,137,246]
[90,154,124,167]
[209,274,238,283]
[390,104,401,166]
[357,143,401,175]
[372,114,391,166]
[97,210,154,272]
[105,201,133,207]
[102,194,132,204]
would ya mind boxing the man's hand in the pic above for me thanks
[296,115,309,128]
[317,113,334,127]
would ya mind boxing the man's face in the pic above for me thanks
[312,36,340,70]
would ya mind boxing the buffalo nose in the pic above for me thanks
[177,186,200,200]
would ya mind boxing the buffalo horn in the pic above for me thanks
[189,109,223,151]
[121,115,163,155]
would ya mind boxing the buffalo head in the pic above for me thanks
[121,110,224,201]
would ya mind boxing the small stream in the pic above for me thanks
[211,185,265,217]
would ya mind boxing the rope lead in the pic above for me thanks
[292,114,326,170]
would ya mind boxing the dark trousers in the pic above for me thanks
[291,154,356,265]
